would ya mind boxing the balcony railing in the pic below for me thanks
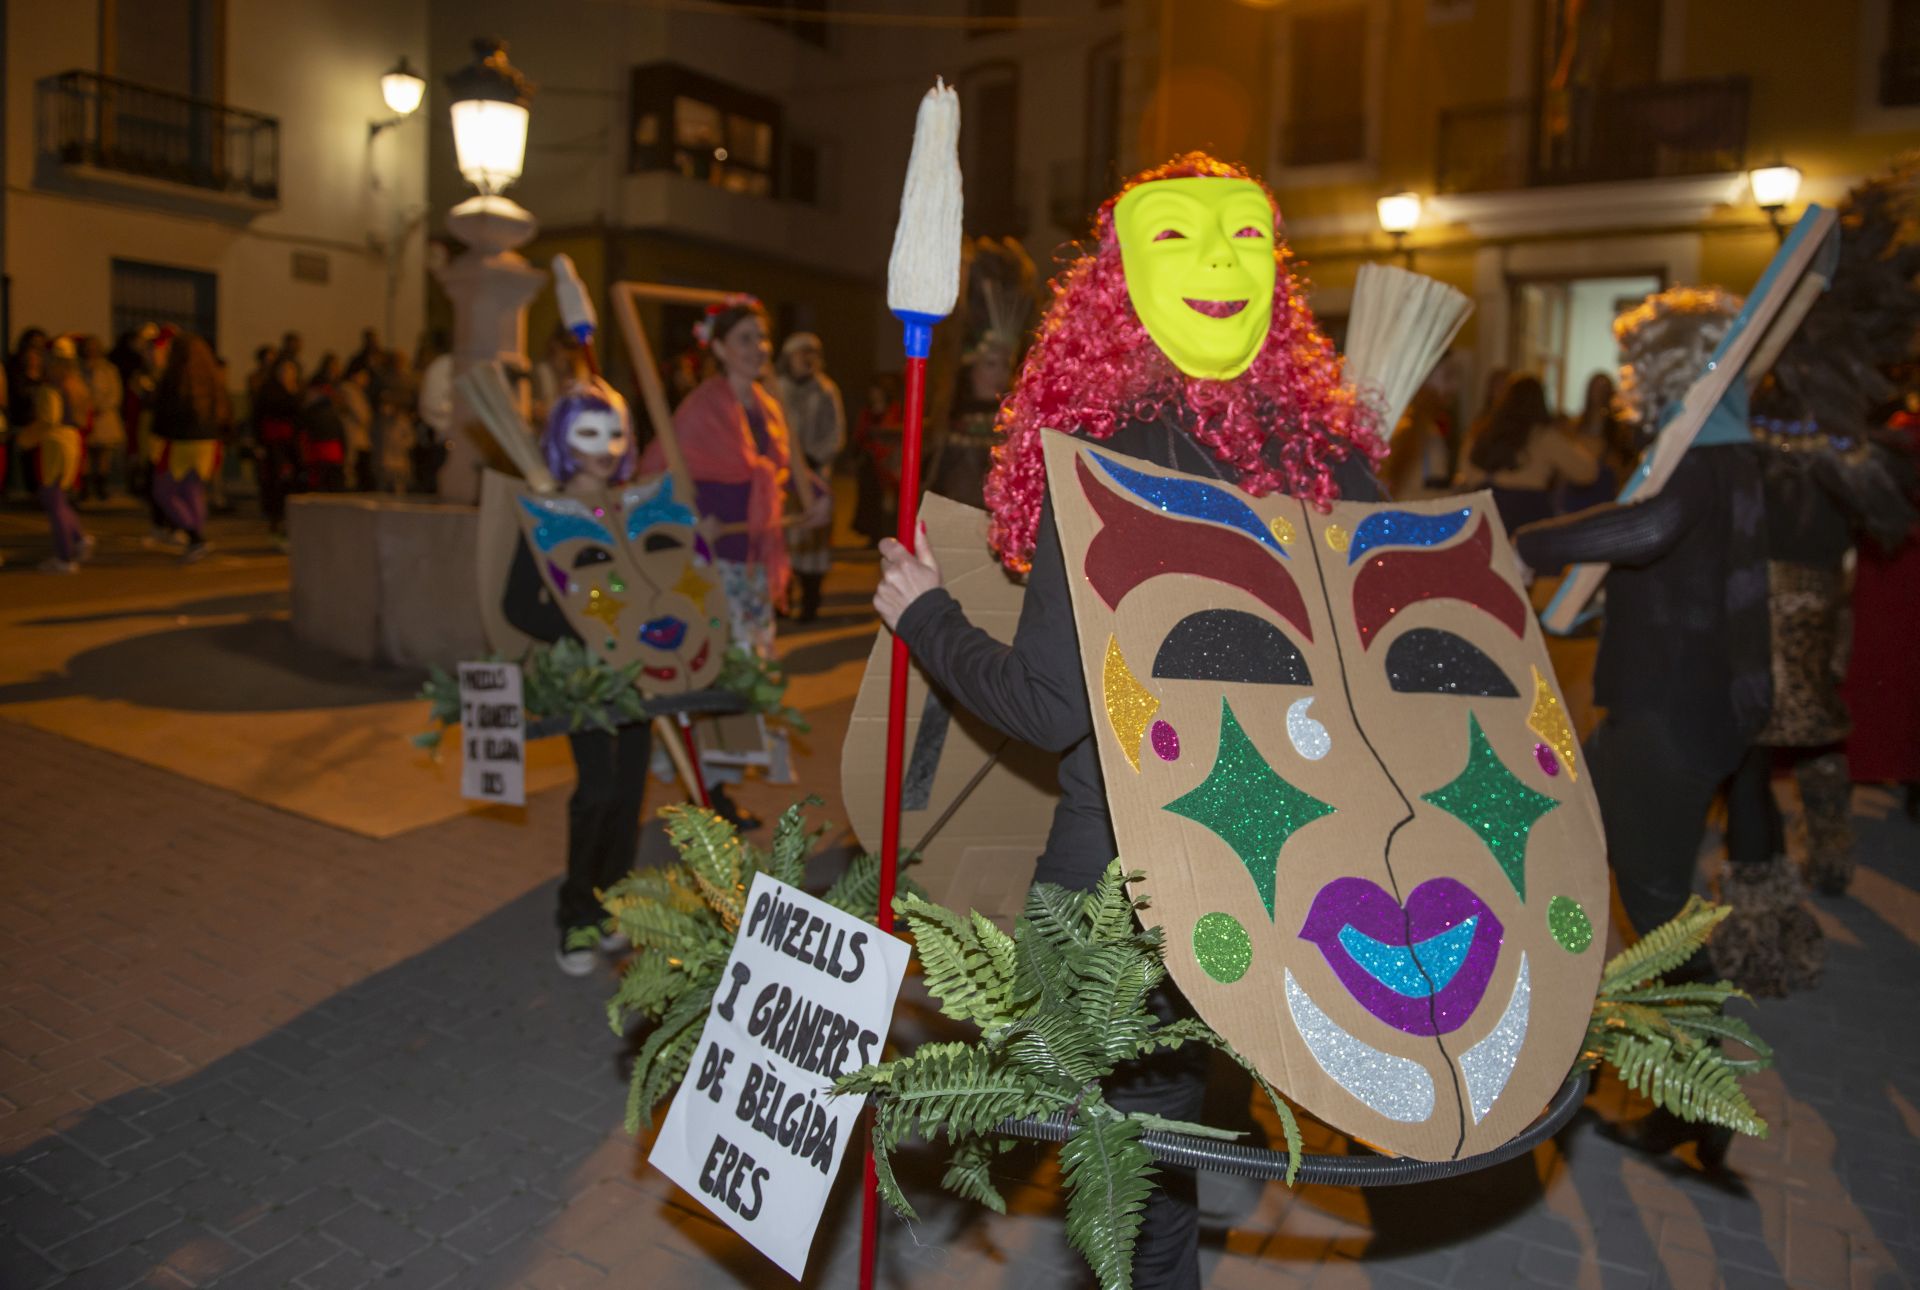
[1436,76,1747,195]
[37,70,279,204]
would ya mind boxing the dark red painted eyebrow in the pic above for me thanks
[1076,456,1312,641]
[1350,516,1528,648]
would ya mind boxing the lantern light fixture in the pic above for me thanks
[447,37,534,196]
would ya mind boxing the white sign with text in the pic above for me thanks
[458,662,525,805]
[649,873,910,1280]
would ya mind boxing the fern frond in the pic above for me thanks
[625,985,715,1134]
[940,1138,1009,1215]
[870,1107,918,1221]
[899,894,1021,1027]
[1002,1010,1109,1082]
[1137,1018,1302,1183]
[1059,1110,1155,1290]
[1599,897,1729,992]
[1601,1031,1767,1136]
[660,804,748,930]
[846,1042,1075,1141]
[1086,864,1144,947]
[765,796,825,887]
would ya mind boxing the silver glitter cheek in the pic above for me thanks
[1287,697,1331,760]
[1285,970,1436,1124]
[1458,954,1530,1124]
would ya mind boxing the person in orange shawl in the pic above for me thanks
[641,296,828,655]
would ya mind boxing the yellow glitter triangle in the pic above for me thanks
[1526,665,1579,782]
[672,565,715,603]
[1102,635,1160,773]
[583,588,626,631]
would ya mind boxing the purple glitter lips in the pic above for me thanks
[639,616,688,651]
[1298,877,1504,1037]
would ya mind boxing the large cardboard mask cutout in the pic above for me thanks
[1042,431,1607,1160]
[509,473,730,694]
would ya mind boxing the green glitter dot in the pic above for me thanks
[605,638,618,651]
[709,617,723,629]
[608,577,627,593]
[1193,912,1252,983]
[1548,896,1592,953]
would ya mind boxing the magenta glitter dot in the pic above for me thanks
[592,507,605,518]
[1534,742,1560,777]
[1150,720,1180,762]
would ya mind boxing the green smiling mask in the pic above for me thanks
[1114,177,1278,381]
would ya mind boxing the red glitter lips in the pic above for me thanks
[1184,298,1248,318]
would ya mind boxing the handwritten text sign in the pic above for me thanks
[458,662,525,805]
[649,873,909,1279]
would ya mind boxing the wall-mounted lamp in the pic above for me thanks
[1375,191,1421,266]
[369,56,425,139]
[1747,162,1802,242]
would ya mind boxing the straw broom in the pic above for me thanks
[863,78,963,1290]
[1343,262,1472,439]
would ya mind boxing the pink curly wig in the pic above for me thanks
[983,153,1385,571]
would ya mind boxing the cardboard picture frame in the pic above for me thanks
[608,281,826,538]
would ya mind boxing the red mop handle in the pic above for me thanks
[862,340,929,1290]
[878,352,927,938]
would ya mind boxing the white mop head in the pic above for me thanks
[886,79,963,318]
[1344,263,1473,435]
[552,253,597,339]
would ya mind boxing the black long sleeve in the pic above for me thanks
[1514,491,1697,574]
[892,497,1090,753]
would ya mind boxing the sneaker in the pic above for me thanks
[143,527,185,549]
[37,557,79,574]
[599,930,631,955]
[77,533,98,563]
[180,541,210,565]
[556,929,598,977]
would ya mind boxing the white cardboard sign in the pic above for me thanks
[649,873,910,1280]
[458,662,525,805]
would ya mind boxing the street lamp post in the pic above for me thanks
[434,38,546,506]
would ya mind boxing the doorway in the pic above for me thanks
[1509,272,1661,415]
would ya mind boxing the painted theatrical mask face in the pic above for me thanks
[566,408,632,482]
[1042,432,1608,1161]
[1114,177,1278,381]
[512,475,731,693]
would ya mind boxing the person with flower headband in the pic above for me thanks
[642,295,829,655]
[872,153,1385,1289]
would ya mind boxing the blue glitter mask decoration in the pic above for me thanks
[1347,507,1472,564]
[1088,447,1289,557]
[517,495,616,553]
[622,475,696,541]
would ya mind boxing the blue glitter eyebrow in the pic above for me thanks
[517,496,615,553]
[623,476,696,540]
[1348,507,1473,564]
[1087,449,1287,557]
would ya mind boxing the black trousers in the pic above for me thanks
[560,724,653,931]
[1584,710,1747,938]
[1723,743,1785,872]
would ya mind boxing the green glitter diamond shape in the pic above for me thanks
[1164,699,1335,921]
[1421,713,1558,901]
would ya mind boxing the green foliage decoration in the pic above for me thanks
[1578,895,1773,1136]
[413,639,805,753]
[602,798,915,1133]
[835,860,1300,1290]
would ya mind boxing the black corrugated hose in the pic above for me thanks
[994,1070,1590,1187]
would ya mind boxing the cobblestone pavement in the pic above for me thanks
[1,513,1917,1288]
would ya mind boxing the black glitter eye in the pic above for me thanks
[1153,608,1311,685]
[1384,628,1517,697]
[643,532,683,553]
[572,546,614,569]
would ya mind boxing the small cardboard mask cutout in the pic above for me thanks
[1042,431,1607,1160]
[1114,178,1277,381]
[509,473,730,693]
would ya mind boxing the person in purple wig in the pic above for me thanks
[542,376,639,491]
